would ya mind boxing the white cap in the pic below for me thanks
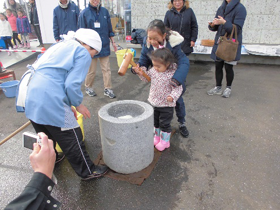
[74,28,102,53]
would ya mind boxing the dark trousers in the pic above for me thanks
[3,38,13,49]
[30,121,96,178]
[12,32,21,45]
[154,107,174,133]
[175,81,186,124]
[215,61,234,87]
[33,24,43,45]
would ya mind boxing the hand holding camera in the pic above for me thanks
[23,132,56,179]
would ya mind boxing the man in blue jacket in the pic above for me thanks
[53,0,80,42]
[78,0,118,99]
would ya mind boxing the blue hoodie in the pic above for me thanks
[53,2,80,40]
[78,3,114,58]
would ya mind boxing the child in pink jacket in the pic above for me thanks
[6,9,22,48]
[134,48,183,151]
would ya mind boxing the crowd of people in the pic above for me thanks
[0,0,44,56]
[5,0,246,208]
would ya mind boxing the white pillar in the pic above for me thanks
[35,0,57,44]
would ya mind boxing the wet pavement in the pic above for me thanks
[0,56,279,209]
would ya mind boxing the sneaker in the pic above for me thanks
[82,165,109,181]
[179,124,189,138]
[207,87,222,95]
[85,87,96,97]
[104,89,116,99]
[55,153,65,164]
[222,88,231,98]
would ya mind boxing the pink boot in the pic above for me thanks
[23,43,27,48]
[154,127,160,146]
[155,131,170,151]
[27,43,30,49]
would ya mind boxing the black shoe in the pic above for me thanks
[55,153,65,164]
[82,165,109,181]
[179,124,189,138]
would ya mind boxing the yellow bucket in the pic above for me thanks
[116,49,135,68]
[56,111,84,153]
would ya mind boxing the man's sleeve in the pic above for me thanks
[53,9,59,40]
[64,49,91,107]
[5,172,61,210]
[77,11,86,29]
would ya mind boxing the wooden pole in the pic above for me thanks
[0,121,31,146]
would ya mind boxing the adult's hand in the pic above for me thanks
[213,16,226,25]
[76,104,91,119]
[208,21,215,28]
[112,42,118,52]
[71,106,78,120]
[29,132,56,179]
[190,41,195,47]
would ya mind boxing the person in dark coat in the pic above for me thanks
[53,0,80,42]
[3,0,24,17]
[5,133,61,210]
[78,0,117,99]
[29,0,44,47]
[207,0,246,98]
[164,0,198,56]
[132,19,190,138]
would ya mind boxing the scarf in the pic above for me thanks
[59,0,70,9]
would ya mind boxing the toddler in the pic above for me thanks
[134,48,183,151]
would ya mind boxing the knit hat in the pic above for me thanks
[171,0,185,3]
[74,28,102,53]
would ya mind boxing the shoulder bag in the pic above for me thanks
[215,24,239,62]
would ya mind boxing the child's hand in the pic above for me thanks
[167,96,173,102]
[133,64,143,75]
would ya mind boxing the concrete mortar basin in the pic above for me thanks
[98,100,154,174]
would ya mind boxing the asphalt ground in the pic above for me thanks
[0,56,279,209]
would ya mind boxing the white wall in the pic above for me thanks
[131,0,280,45]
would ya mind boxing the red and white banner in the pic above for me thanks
[0,49,45,53]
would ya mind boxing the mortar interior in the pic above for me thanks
[107,103,145,118]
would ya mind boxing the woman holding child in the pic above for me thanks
[133,19,190,139]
